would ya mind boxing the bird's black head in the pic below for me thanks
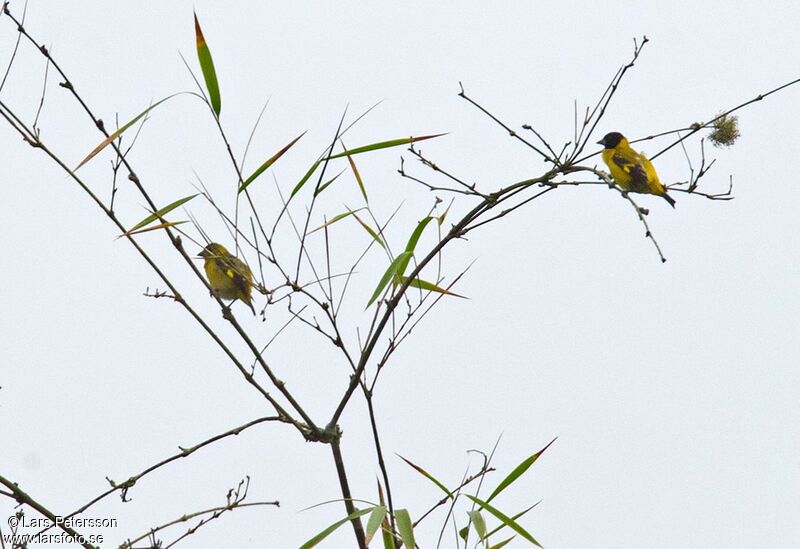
[597,132,625,149]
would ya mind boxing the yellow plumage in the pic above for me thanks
[597,132,675,208]
[198,243,256,314]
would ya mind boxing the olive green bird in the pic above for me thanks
[597,132,675,208]
[198,243,256,315]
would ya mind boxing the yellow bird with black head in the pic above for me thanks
[597,132,675,208]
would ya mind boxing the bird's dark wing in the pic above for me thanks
[222,258,251,294]
[612,152,649,192]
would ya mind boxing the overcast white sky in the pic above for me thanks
[2,2,799,548]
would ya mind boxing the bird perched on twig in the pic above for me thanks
[597,131,675,208]
[198,242,256,315]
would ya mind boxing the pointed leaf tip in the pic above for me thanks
[487,437,556,504]
[127,194,198,233]
[239,131,306,193]
[326,133,446,160]
[76,94,180,170]
[193,13,205,47]
[194,13,221,116]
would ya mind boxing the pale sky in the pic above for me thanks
[1,2,799,548]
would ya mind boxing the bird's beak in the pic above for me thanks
[596,139,604,146]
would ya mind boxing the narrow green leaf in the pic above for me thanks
[367,251,412,307]
[393,255,413,286]
[326,133,446,160]
[390,216,435,283]
[376,482,395,549]
[239,131,306,193]
[489,536,516,549]
[484,503,540,540]
[468,510,487,539]
[405,216,434,254]
[364,506,387,546]
[398,455,452,499]
[314,169,346,197]
[128,194,198,233]
[290,159,321,198]
[394,509,415,549]
[487,438,556,504]
[459,525,469,541]
[351,212,385,249]
[467,496,542,547]
[119,220,189,238]
[381,524,395,549]
[76,94,180,169]
[310,208,365,234]
[342,141,368,203]
[299,507,373,549]
[194,13,221,116]
[438,199,453,226]
[401,277,465,298]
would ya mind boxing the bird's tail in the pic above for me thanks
[662,192,676,208]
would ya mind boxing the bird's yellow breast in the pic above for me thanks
[602,148,634,190]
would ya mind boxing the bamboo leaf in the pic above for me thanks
[342,141,368,203]
[468,510,487,539]
[299,507,374,549]
[76,94,180,169]
[309,208,364,234]
[326,133,446,160]
[119,220,189,238]
[484,503,540,540]
[314,169,346,197]
[400,277,465,298]
[391,216,434,283]
[367,251,412,307]
[466,496,542,547]
[194,13,221,115]
[381,518,395,549]
[405,216,434,254]
[364,506,387,546]
[377,482,395,549]
[489,536,516,549]
[127,194,198,233]
[487,438,556,504]
[398,455,453,498]
[290,159,321,198]
[438,199,453,226]
[351,212,385,249]
[239,131,306,193]
[394,509,415,549]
